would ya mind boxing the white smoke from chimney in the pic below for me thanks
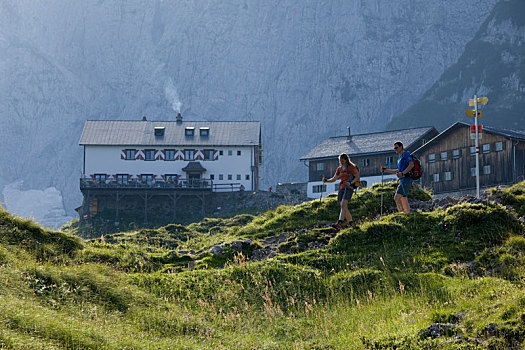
[164,78,182,113]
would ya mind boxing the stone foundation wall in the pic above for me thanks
[275,182,307,196]
[84,190,309,222]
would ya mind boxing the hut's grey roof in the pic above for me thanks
[300,126,436,160]
[481,124,525,140]
[414,121,525,153]
[79,120,261,146]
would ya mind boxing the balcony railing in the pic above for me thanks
[80,177,244,191]
[81,177,212,190]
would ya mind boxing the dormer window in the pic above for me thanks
[185,127,195,136]
[154,127,165,136]
[200,127,209,137]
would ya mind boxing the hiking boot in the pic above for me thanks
[330,222,343,231]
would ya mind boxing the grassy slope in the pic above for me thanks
[0,182,524,349]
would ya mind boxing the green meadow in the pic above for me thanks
[1,181,525,349]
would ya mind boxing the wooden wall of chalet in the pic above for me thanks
[517,143,525,183]
[416,126,524,193]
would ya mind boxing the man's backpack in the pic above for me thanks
[406,153,422,180]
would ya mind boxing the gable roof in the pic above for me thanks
[300,126,437,160]
[414,121,525,154]
[79,120,261,146]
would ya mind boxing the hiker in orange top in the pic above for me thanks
[323,153,360,230]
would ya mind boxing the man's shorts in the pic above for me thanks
[338,187,354,202]
[396,177,412,197]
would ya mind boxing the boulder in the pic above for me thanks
[418,323,455,338]
[251,249,277,261]
[209,246,224,256]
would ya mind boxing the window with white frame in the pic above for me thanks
[428,154,436,163]
[452,149,461,159]
[433,173,440,183]
[470,167,476,177]
[482,144,491,154]
[385,156,394,166]
[236,174,241,180]
[165,149,175,161]
[228,150,233,156]
[141,174,154,185]
[483,165,491,175]
[145,149,155,161]
[316,162,325,171]
[444,172,452,181]
[184,149,195,161]
[116,174,128,185]
[219,174,223,180]
[470,146,476,156]
[203,149,214,161]
[95,174,106,184]
[495,142,503,151]
[440,152,448,161]
[312,184,327,193]
[360,158,370,167]
[125,149,136,160]
[228,174,232,180]
[165,174,178,183]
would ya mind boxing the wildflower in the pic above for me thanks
[398,280,405,294]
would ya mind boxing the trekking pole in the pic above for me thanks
[315,187,323,227]
[380,170,384,217]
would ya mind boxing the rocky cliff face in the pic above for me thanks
[0,0,497,226]
[387,0,525,131]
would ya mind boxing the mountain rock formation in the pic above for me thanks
[387,0,525,131]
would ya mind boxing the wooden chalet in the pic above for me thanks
[414,121,525,194]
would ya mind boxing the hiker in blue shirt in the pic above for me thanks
[380,141,414,213]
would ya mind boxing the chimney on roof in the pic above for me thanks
[176,112,182,124]
[142,116,147,121]
[347,126,352,141]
